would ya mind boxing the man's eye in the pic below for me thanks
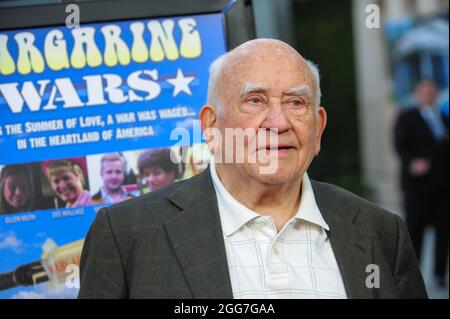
[247,97,263,104]
[289,99,304,107]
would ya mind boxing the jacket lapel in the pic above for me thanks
[164,168,233,299]
[312,181,375,299]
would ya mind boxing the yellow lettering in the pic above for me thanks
[14,32,45,74]
[0,34,15,75]
[70,27,102,69]
[148,20,179,62]
[44,30,70,71]
[3,17,205,75]
[179,18,202,58]
[101,25,131,67]
[129,22,148,63]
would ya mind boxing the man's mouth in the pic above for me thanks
[260,144,295,151]
[255,145,296,158]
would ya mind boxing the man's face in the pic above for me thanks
[205,45,326,186]
[101,160,125,192]
[416,82,438,107]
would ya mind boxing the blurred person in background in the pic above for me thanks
[137,148,183,192]
[394,80,449,288]
[44,159,92,208]
[0,164,45,214]
[92,153,134,205]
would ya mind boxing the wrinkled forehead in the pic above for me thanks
[220,43,314,96]
[226,43,306,72]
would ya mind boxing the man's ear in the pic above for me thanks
[315,106,327,156]
[200,104,216,130]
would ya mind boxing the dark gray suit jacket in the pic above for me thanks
[78,168,428,299]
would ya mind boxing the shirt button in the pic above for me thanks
[272,247,280,256]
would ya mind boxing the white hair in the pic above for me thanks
[206,53,322,114]
[304,59,322,108]
[207,53,227,114]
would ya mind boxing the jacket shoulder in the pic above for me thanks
[396,107,420,122]
[108,178,187,209]
[311,180,408,272]
[96,170,211,230]
[311,180,401,233]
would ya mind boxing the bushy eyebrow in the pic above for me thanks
[240,84,313,100]
[240,83,267,99]
[284,85,312,98]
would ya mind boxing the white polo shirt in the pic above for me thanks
[210,161,347,299]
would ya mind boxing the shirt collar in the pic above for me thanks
[210,159,329,237]
[100,186,128,203]
[210,160,259,236]
[419,106,438,117]
[293,171,329,231]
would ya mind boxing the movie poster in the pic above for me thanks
[0,13,224,298]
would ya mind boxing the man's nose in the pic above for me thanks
[261,101,291,133]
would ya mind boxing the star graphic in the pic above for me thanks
[166,68,195,97]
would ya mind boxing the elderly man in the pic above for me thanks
[79,39,427,299]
